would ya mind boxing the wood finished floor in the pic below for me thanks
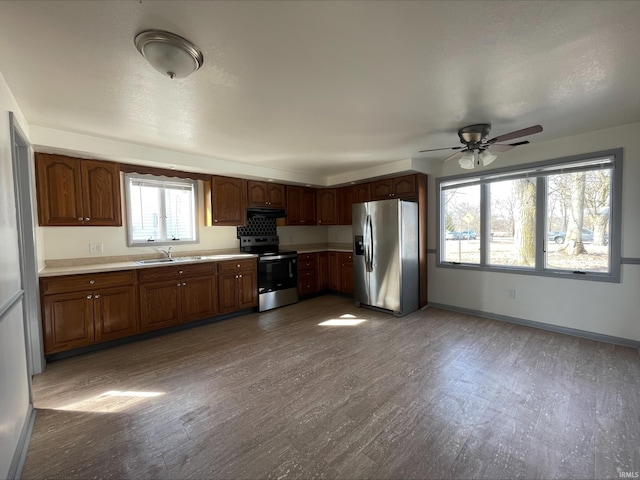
[22,295,640,480]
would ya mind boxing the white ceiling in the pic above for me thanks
[1,1,640,178]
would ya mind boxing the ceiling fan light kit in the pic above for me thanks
[459,150,475,169]
[134,30,204,79]
[420,123,543,170]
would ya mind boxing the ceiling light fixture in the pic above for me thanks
[458,150,475,170]
[134,30,204,79]
[479,149,497,166]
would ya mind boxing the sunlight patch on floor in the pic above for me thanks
[54,390,165,413]
[319,313,366,326]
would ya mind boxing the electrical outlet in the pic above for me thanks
[508,289,516,299]
[89,243,104,254]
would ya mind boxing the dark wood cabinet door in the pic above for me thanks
[317,189,337,225]
[267,183,286,208]
[247,180,268,207]
[217,272,239,314]
[340,253,354,295]
[139,280,182,331]
[317,252,329,291]
[286,186,303,225]
[302,187,317,224]
[238,269,257,310]
[42,290,94,354]
[35,153,84,226]
[370,179,393,200]
[182,276,217,322]
[353,183,371,204]
[393,174,417,199]
[94,286,138,342]
[212,176,246,226]
[80,159,122,226]
[328,252,340,291]
[337,186,354,225]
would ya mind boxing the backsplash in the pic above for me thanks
[237,217,277,237]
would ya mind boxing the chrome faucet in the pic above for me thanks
[160,247,172,259]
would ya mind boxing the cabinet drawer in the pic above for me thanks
[217,258,256,273]
[41,270,136,295]
[340,252,353,263]
[138,262,216,284]
[298,253,319,261]
[299,277,318,296]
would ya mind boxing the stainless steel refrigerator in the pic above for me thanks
[353,198,419,317]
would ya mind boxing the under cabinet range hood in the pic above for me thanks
[246,208,286,219]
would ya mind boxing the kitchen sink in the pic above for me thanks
[135,254,252,265]
[135,258,176,265]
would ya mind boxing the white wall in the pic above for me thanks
[0,71,31,479]
[428,121,640,342]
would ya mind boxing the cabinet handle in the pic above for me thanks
[214,219,219,223]
[78,217,84,221]
[235,275,238,279]
[85,217,90,221]
[177,283,181,287]
[182,282,186,286]
[179,270,183,274]
[94,294,100,299]
[89,280,95,284]
[238,274,243,278]
[237,264,240,268]
[86,294,92,299]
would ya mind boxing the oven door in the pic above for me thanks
[258,255,298,294]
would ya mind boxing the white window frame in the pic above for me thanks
[125,173,199,247]
[436,149,623,282]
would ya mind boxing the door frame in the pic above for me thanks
[10,112,44,375]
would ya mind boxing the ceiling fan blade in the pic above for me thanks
[419,146,462,153]
[444,151,464,162]
[489,144,515,153]
[489,140,531,152]
[488,125,543,144]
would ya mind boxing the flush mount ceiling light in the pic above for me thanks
[134,30,204,79]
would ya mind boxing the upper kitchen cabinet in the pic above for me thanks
[337,186,354,225]
[317,188,338,225]
[370,174,417,201]
[247,180,285,208]
[35,153,122,226]
[353,183,371,204]
[207,175,246,226]
[286,186,316,225]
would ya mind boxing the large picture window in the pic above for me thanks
[437,150,622,281]
[125,173,198,246]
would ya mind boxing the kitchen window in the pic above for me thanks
[125,173,198,246]
[437,149,622,282]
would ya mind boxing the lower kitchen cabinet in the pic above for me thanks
[298,253,319,296]
[339,253,354,295]
[217,259,258,314]
[139,263,218,332]
[40,271,139,354]
[317,252,329,291]
[139,279,182,331]
[40,258,258,356]
[328,251,353,294]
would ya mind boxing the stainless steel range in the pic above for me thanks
[240,236,298,312]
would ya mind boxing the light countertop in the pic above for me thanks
[39,243,353,277]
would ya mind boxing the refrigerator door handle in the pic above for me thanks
[365,214,374,272]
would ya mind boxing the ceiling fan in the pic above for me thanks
[420,124,543,169]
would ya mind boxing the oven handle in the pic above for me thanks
[258,254,297,261]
